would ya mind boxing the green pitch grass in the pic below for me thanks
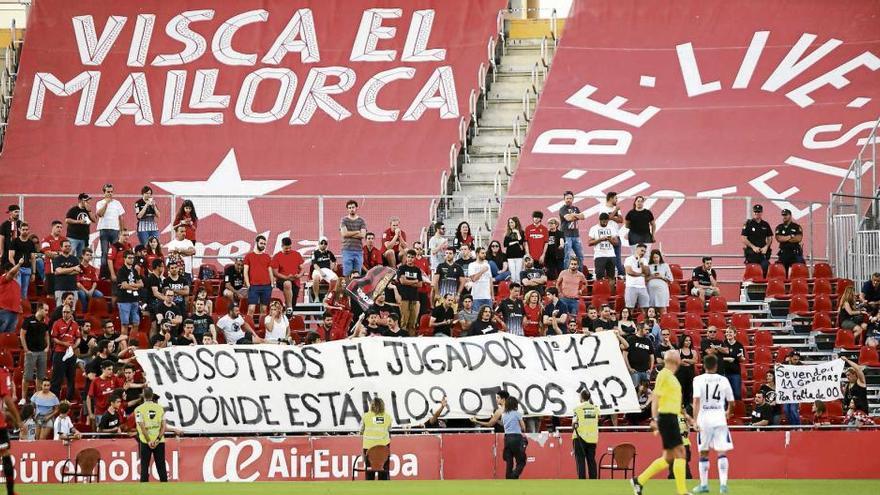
[20,480,880,495]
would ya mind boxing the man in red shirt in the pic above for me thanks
[88,360,122,427]
[363,232,384,270]
[76,247,104,310]
[382,217,408,268]
[107,230,133,282]
[524,211,549,266]
[244,234,274,321]
[50,305,81,400]
[40,220,67,291]
[0,366,22,495]
[271,237,305,316]
[0,259,23,333]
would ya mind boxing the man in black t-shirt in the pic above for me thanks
[691,256,719,303]
[700,325,723,361]
[0,204,21,270]
[454,244,475,272]
[190,299,216,343]
[542,287,568,335]
[223,258,248,304]
[97,394,126,434]
[430,293,456,336]
[155,289,184,332]
[116,251,143,336]
[580,307,599,333]
[625,323,654,387]
[8,222,37,299]
[65,193,96,258]
[160,262,191,311]
[52,240,81,307]
[774,209,804,270]
[309,240,338,302]
[142,259,164,315]
[495,283,525,336]
[21,302,50,402]
[741,204,773,276]
[559,191,585,269]
[396,250,424,336]
[594,306,617,332]
[519,256,547,296]
[433,247,465,301]
[750,392,773,427]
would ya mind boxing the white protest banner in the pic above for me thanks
[774,359,845,404]
[134,332,640,433]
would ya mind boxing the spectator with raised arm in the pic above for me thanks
[134,186,160,247]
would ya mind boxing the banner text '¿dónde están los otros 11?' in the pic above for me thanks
[134,332,640,433]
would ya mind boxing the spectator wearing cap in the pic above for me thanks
[0,204,21,270]
[589,213,619,282]
[774,209,804,271]
[524,211,549,265]
[559,191,585,269]
[65,194,95,258]
[95,184,126,279]
[310,238,338,302]
[741,204,773,276]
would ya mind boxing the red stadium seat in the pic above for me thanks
[753,331,773,348]
[753,346,773,365]
[825,400,844,418]
[836,279,853,295]
[669,264,683,281]
[685,296,704,315]
[813,263,833,280]
[813,293,832,313]
[707,312,726,330]
[660,313,680,330]
[0,334,18,349]
[731,313,751,331]
[859,346,880,367]
[592,279,611,299]
[495,281,510,302]
[753,363,772,383]
[736,329,749,347]
[788,294,810,315]
[789,278,809,297]
[812,312,835,334]
[213,296,230,316]
[87,296,111,317]
[742,263,765,282]
[418,314,433,336]
[767,263,787,281]
[683,313,702,330]
[0,351,13,369]
[775,347,792,364]
[708,296,728,314]
[834,329,860,350]
[764,279,787,299]
[789,263,809,280]
[813,278,832,296]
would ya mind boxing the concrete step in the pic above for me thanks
[471,142,518,154]
[478,109,522,126]
[468,153,513,164]
[462,160,506,173]
[506,38,548,48]
[473,134,517,148]
[486,81,537,96]
[499,54,545,67]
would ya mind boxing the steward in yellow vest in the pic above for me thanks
[360,397,392,480]
[571,389,600,479]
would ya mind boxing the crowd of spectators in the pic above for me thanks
[0,187,875,438]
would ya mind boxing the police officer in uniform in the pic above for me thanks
[134,387,168,483]
[360,397,392,480]
[741,204,773,276]
[775,209,804,271]
[572,389,600,479]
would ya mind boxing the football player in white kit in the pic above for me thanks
[691,354,734,494]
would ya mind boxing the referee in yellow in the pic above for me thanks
[572,389,600,479]
[631,350,688,495]
[134,387,168,483]
[360,397,392,480]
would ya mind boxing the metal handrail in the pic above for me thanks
[428,197,437,224]
[513,114,522,148]
[439,170,448,198]
[488,37,498,84]
[471,112,479,137]
[478,62,486,94]
[468,90,477,120]
[449,143,459,178]
[550,8,558,45]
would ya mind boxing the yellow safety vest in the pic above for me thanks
[362,411,392,449]
[134,401,165,444]
[678,414,691,447]
[571,401,600,443]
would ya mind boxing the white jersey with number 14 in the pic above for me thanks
[693,373,734,428]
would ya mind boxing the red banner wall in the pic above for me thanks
[9,431,880,483]
[501,0,880,258]
[0,0,504,253]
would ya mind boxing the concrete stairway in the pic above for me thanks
[438,36,554,244]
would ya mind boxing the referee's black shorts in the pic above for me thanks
[658,413,683,450]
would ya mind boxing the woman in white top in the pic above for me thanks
[646,249,673,313]
[264,300,290,343]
